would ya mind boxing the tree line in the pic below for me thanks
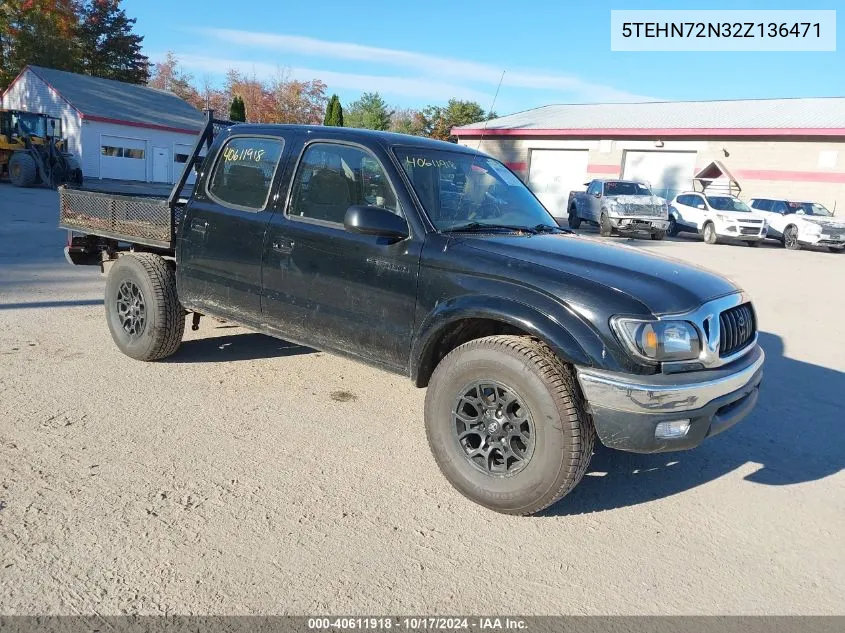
[1,1,494,141]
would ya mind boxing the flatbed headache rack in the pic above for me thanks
[58,111,235,250]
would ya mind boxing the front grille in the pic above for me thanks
[619,203,660,217]
[741,219,763,224]
[719,303,756,357]
[740,227,759,235]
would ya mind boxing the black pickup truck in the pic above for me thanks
[59,113,764,515]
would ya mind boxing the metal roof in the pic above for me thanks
[453,98,845,137]
[23,65,205,134]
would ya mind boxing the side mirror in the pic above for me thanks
[697,204,706,210]
[344,205,408,241]
[593,192,602,198]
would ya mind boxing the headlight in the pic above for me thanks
[611,318,701,362]
[716,213,731,222]
[660,203,669,218]
[606,202,621,217]
[805,223,822,235]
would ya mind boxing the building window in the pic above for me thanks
[174,153,190,164]
[101,146,123,158]
[125,148,145,160]
[207,136,284,211]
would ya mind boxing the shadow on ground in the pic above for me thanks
[543,331,844,516]
[0,298,103,310]
[167,332,314,363]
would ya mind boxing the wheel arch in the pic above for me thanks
[411,296,593,388]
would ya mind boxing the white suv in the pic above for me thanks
[668,192,768,246]
[748,198,845,252]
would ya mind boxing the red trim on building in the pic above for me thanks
[587,164,619,174]
[505,161,527,171]
[81,114,199,136]
[733,169,845,184]
[454,127,845,139]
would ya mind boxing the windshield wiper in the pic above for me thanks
[444,222,538,234]
[533,223,569,234]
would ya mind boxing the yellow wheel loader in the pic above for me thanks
[0,109,83,188]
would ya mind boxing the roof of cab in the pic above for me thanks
[220,123,485,154]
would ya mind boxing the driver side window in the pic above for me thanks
[586,181,602,195]
[772,201,789,214]
[691,195,706,208]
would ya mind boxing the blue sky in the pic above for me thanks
[124,0,842,116]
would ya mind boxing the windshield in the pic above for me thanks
[603,181,651,196]
[707,196,750,212]
[395,148,556,231]
[11,112,46,138]
[788,201,832,217]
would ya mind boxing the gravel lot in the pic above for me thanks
[1,183,843,615]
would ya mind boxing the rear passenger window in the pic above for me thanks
[207,136,284,210]
[288,142,400,224]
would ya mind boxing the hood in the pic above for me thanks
[464,233,738,315]
[801,216,845,228]
[606,194,664,206]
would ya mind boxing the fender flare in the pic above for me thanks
[410,295,600,387]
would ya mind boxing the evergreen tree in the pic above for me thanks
[78,0,149,84]
[229,95,246,122]
[324,94,343,126]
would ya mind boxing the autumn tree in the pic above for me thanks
[324,94,343,126]
[148,51,202,109]
[390,107,426,136]
[77,0,148,84]
[269,72,327,124]
[345,92,392,131]
[229,95,245,122]
[0,0,80,90]
[422,99,495,142]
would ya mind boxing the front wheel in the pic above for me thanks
[105,253,185,361]
[667,216,679,237]
[651,229,666,241]
[599,213,613,237]
[424,335,594,515]
[783,225,801,250]
[703,222,718,244]
[745,240,760,247]
[567,206,581,229]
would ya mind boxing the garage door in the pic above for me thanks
[622,151,697,201]
[527,149,589,218]
[100,136,147,181]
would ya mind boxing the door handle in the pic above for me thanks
[272,239,294,255]
[191,219,208,236]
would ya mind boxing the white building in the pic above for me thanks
[1,65,205,184]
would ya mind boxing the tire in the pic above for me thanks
[745,240,760,247]
[783,225,801,250]
[104,253,185,361]
[651,229,666,241]
[667,216,678,237]
[567,206,581,229]
[599,212,613,237]
[703,222,717,244]
[829,245,845,253]
[9,152,38,187]
[65,156,83,186]
[424,335,594,515]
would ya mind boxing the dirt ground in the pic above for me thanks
[1,183,842,615]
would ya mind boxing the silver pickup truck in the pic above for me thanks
[567,179,670,240]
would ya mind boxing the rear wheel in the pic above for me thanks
[424,335,594,515]
[105,253,185,361]
[703,222,717,244]
[783,225,801,250]
[567,206,581,229]
[9,152,38,187]
[599,213,613,237]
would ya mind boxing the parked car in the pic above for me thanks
[668,192,768,246]
[567,179,669,239]
[58,115,764,515]
[748,198,845,252]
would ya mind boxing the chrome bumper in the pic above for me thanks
[576,345,764,453]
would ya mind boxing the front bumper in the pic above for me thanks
[720,223,768,240]
[799,232,845,246]
[609,216,670,231]
[576,345,764,453]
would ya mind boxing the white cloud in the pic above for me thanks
[194,28,657,103]
[174,53,494,102]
